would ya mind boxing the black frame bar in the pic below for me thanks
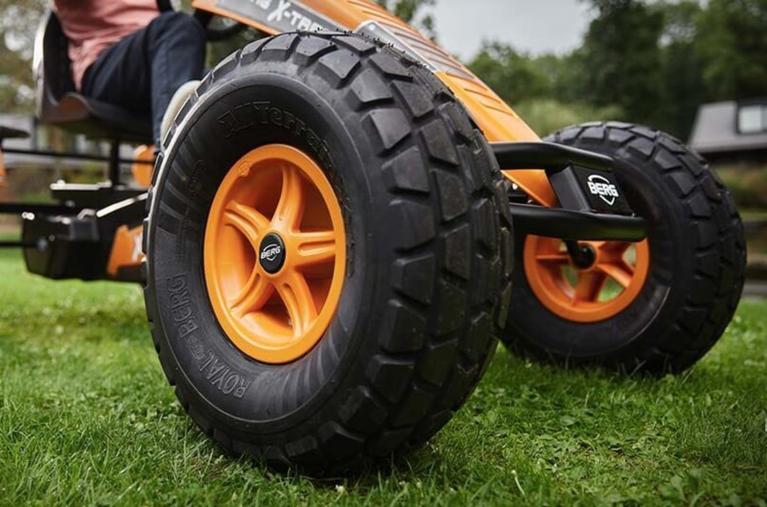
[492,142,614,172]
[0,240,41,249]
[0,203,84,215]
[509,204,648,242]
[492,141,648,242]
[1,142,154,217]
[0,147,153,166]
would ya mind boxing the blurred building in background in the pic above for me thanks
[0,113,139,205]
[690,99,767,164]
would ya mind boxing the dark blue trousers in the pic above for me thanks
[81,12,206,145]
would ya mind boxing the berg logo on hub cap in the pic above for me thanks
[587,174,620,206]
[259,233,286,274]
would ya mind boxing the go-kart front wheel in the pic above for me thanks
[502,122,746,374]
[142,32,512,472]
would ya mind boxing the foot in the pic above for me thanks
[160,80,201,146]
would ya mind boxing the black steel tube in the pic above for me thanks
[0,147,153,165]
[0,240,38,248]
[0,203,83,215]
[108,140,121,187]
[492,142,615,172]
[510,203,648,242]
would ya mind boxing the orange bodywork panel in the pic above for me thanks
[107,225,145,279]
[0,148,6,188]
[192,0,557,206]
[131,145,155,188]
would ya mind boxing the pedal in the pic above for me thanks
[21,211,102,280]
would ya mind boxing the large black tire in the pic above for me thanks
[143,32,513,472]
[502,122,746,374]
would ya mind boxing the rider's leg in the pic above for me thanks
[81,12,206,146]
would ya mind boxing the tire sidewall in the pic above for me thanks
[509,132,696,360]
[145,33,514,464]
[148,68,383,436]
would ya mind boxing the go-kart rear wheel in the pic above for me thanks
[502,122,746,374]
[142,32,513,472]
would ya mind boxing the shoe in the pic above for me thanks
[160,80,201,145]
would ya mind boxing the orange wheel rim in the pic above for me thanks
[524,236,650,323]
[204,144,346,364]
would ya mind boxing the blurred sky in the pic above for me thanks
[432,0,593,59]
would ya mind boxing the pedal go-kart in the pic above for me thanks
[0,0,746,472]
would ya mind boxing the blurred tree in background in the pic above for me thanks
[655,1,706,139]
[469,43,555,104]
[376,0,435,36]
[0,0,45,113]
[577,0,664,124]
[696,0,767,101]
[468,0,767,138]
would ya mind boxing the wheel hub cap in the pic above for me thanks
[258,233,286,274]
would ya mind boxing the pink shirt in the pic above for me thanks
[53,0,159,90]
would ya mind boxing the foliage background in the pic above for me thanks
[466,0,767,139]
[2,0,766,140]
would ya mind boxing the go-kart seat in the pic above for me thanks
[35,10,153,144]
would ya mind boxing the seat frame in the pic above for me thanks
[34,10,154,146]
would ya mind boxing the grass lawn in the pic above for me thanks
[0,248,765,506]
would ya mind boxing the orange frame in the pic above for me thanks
[192,0,557,206]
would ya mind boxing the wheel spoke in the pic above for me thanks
[231,272,273,318]
[274,165,304,230]
[598,240,631,258]
[536,252,570,265]
[573,271,607,304]
[224,202,271,247]
[597,260,635,289]
[275,270,317,337]
[294,230,336,267]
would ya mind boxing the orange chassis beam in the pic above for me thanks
[192,0,557,207]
